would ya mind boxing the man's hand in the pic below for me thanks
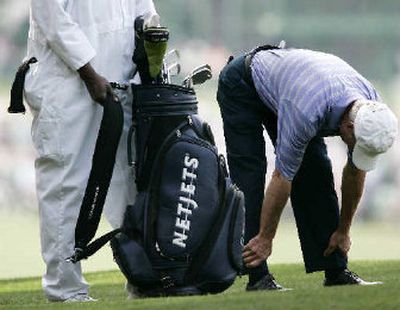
[78,63,117,104]
[243,234,272,268]
[323,162,365,258]
[324,230,351,257]
[241,169,291,269]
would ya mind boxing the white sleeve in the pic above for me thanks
[136,0,157,18]
[31,0,96,70]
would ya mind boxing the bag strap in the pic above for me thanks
[66,228,124,263]
[245,40,286,66]
[127,125,136,167]
[8,57,37,114]
[66,94,124,263]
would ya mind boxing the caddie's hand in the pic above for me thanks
[84,74,115,104]
[78,63,118,104]
[324,230,351,257]
[243,234,272,268]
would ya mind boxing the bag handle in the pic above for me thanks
[66,94,124,263]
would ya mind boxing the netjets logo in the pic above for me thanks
[172,154,199,248]
[88,186,100,220]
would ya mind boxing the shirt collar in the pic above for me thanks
[319,94,364,137]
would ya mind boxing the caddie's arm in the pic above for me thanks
[324,161,366,257]
[31,0,113,103]
[243,169,292,268]
[31,0,96,71]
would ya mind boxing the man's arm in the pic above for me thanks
[31,0,96,71]
[243,168,292,268]
[31,0,115,103]
[324,161,366,257]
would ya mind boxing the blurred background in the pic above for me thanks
[0,0,399,280]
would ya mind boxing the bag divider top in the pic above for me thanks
[133,84,198,117]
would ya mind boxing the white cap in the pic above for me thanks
[353,100,398,171]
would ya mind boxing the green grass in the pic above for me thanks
[1,260,399,309]
[2,212,400,279]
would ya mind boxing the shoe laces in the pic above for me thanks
[344,269,359,279]
[342,269,363,283]
[266,273,277,283]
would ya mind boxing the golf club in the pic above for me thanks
[182,64,212,88]
[161,49,181,84]
[166,62,181,83]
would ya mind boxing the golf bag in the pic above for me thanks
[110,84,245,296]
[66,16,245,297]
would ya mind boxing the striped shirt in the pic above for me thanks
[251,49,380,180]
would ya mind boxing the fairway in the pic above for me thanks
[1,260,399,309]
[1,211,400,280]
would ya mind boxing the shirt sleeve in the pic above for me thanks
[275,100,318,181]
[136,0,157,18]
[31,0,96,70]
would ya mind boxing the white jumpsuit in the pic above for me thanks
[24,0,156,301]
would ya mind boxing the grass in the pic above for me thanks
[0,260,399,309]
[1,212,399,309]
[1,211,400,279]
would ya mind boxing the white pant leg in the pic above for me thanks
[31,76,103,301]
[36,154,90,301]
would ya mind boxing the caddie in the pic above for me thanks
[217,46,398,290]
[23,0,158,302]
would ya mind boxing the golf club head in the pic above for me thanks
[164,49,180,66]
[168,63,181,76]
[161,49,181,84]
[182,64,213,88]
[192,64,212,85]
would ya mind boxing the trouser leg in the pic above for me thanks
[36,155,89,301]
[217,56,269,279]
[33,95,100,301]
[291,138,347,273]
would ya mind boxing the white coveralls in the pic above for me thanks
[24,0,156,301]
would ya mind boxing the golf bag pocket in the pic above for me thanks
[156,138,220,258]
[227,184,245,272]
[123,192,148,237]
[189,180,245,293]
[111,233,160,288]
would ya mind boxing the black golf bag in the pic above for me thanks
[110,84,245,296]
[65,17,245,297]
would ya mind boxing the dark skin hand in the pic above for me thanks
[78,63,118,104]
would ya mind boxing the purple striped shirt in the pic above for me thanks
[251,49,380,180]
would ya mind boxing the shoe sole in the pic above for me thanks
[324,281,384,287]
